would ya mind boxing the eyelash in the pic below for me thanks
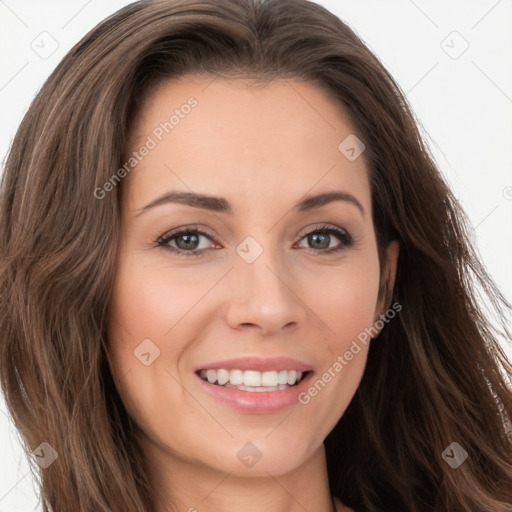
[156,224,354,257]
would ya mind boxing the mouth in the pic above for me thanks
[193,356,314,413]
[195,368,311,392]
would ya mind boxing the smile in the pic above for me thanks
[197,369,308,391]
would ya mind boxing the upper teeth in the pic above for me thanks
[199,369,303,387]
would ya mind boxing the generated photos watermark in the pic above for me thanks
[298,301,402,405]
[94,96,198,199]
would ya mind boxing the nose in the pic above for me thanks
[224,240,307,335]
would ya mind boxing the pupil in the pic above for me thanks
[177,233,199,250]
[310,233,329,249]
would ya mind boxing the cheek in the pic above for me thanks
[313,252,381,345]
[297,251,380,421]
[108,251,207,344]
[106,250,225,427]
[106,255,178,417]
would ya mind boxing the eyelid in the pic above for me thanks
[298,222,351,239]
[156,224,216,244]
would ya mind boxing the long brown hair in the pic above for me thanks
[1,0,511,511]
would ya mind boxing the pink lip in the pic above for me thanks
[196,371,314,414]
[194,356,313,373]
[194,356,314,414]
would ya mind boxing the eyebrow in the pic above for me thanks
[134,190,365,217]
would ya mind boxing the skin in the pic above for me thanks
[107,76,399,512]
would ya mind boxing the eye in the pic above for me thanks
[156,226,217,257]
[296,224,353,254]
[156,224,354,257]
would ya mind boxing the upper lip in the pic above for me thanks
[195,356,313,373]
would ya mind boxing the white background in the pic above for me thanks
[1,0,511,509]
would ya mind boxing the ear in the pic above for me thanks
[372,240,399,333]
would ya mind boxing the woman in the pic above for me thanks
[1,0,511,511]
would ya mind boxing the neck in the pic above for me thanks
[144,440,336,512]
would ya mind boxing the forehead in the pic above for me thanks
[123,76,370,215]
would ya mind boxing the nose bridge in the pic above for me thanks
[238,234,286,293]
[226,233,303,332]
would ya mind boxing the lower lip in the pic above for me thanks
[196,372,314,414]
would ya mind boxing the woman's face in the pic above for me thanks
[107,76,398,478]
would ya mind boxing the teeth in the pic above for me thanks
[206,369,217,384]
[277,370,288,385]
[243,370,261,387]
[261,371,278,386]
[216,368,229,386]
[287,370,297,385]
[230,369,243,386]
[199,369,305,388]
